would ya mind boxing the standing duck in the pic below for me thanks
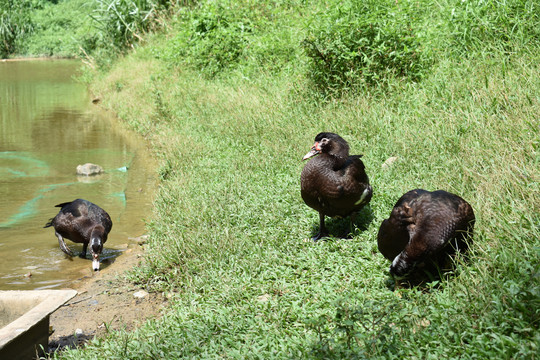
[377,189,475,278]
[301,132,373,241]
[44,199,113,271]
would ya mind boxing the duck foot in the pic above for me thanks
[311,231,330,242]
[56,232,74,257]
[311,232,328,242]
[312,213,329,242]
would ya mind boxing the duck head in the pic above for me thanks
[90,225,106,271]
[302,132,350,160]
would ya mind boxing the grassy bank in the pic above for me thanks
[52,0,538,358]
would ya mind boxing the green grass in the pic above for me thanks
[52,0,539,358]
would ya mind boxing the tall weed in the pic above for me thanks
[0,0,35,57]
[91,0,175,52]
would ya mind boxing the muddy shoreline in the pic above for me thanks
[48,237,167,354]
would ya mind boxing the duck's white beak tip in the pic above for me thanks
[92,258,100,271]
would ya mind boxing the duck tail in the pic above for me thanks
[44,218,54,228]
[55,201,72,208]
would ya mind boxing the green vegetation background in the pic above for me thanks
[3,0,538,358]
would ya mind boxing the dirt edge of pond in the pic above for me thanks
[48,236,168,354]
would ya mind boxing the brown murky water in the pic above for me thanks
[0,59,157,290]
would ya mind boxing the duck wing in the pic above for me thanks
[55,199,88,218]
[337,156,372,207]
[86,202,113,234]
[49,200,93,241]
[389,190,474,277]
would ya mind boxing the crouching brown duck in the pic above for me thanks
[377,189,475,278]
[44,199,112,271]
[301,132,373,241]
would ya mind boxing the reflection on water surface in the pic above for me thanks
[0,60,156,289]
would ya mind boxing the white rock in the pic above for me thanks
[257,294,271,302]
[76,163,103,176]
[133,290,149,299]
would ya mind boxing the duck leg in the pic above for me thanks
[56,232,74,256]
[80,242,89,259]
[312,213,329,242]
[348,212,357,237]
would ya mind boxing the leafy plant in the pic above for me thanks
[159,0,304,78]
[302,0,433,93]
[164,1,256,77]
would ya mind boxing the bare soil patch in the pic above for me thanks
[48,238,167,354]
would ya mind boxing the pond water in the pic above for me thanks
[0,59,157,290]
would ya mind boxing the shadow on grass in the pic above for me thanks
[48,332,94,356]
[309,205,374,241]
[383,252,472,291]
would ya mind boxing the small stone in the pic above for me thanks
[75,328,84,336]
[76,163,103,176]
[134,290,149,299]
[382,156,398,169]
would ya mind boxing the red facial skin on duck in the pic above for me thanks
[302,142,322,160]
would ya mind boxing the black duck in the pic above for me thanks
[301,132,372,241]
[45,199,113,271]
[377,189,475,278]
